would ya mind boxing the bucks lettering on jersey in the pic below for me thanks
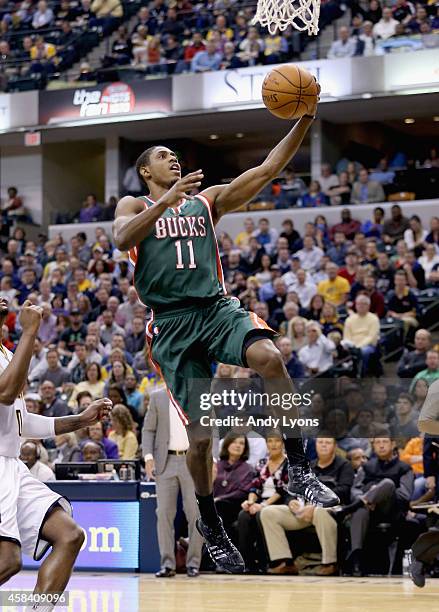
[129,194,226,309]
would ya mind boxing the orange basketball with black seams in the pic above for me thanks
[262,64,318,120]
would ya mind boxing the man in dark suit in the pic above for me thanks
[142,387,203,577]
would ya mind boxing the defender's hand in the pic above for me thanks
[19,301,43,334]
[159,170,204,207]
[80,398,113,426]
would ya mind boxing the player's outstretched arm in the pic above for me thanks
[113,171,204,251]
[0,301,42,405]
[202,86,319,220]
[54,398,113,435]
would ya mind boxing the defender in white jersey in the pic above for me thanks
[0,298,112,611]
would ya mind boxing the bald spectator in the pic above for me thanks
[317,262,350,307]
[191,40,222,72]
[343,295,380,375]
[397,329,431,379]
[277,336,305,378]
[298,321,335,376]
[373,7,399,39]
[296,237,324,274]
[20,442,55,482]
[351,169,385,205]
[32,0,54,28]
[327,26,356,58]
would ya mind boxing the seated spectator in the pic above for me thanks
[238,27,263,65]
[237,432,288,573]
[387,269,419,334]
[403,215,428,258]
[299,181,327,208]
[261,437,353,575]
[32,0,54,29]
[280,218,300,251]
[108,25,132,65]
[351,169,385,204]
[333,437,414,576]
[20,441,55,482]
[68,341,89,383]
[349,407,390,438]
[419,244,439,283]
[407,6,431,33]
[330,209,361,242]
[38,347,71,389]
[373,7,399,39]
[296,237,324,274]
[191,40,222,72]
[327,172,352,206]
[276,336,305,378]
[394,392,419,440]
[399,437,424,495]
[68,362,105,408]
[426,216,439,247]
[39,380,70,417]
[220,41,243,70]
[253,218,278,256]
[287,315,308,353]
[361,274,385,318]
[392,0,415,24]
[58,310,88,357]
[327,26,356,58]
[109,404,139,459]
[370,158,395,185]
[213,433,254,539]
[317,262,350,308]
[318,164,339,196]
[276,169,306,208]
[79,194,101,223]
[327,232,349,267]
[319,302,343,336]
[410,350,439,392]
[124,372,144,418]
[183,32,206,65]
[343,294,380,374]
[357,20,376,56]
[397,328,431,379]
[361,207,385,239]
[82,440,106,461]
[382,204,410,245]
[89,421,119,459]
[290,269,317,310]
[298,321,335,376]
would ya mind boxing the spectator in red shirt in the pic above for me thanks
[184,32,206,62]
[360,273,386,318]
[339,250,359,286]
[330,209,361,241]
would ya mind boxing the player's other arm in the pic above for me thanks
[0,301,42,405]
[22,398,113,439]
[113,170,204,251]
[202,95,318,220]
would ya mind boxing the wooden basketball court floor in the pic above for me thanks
[5,572,439,612]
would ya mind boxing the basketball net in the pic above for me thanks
[251,0,320,36]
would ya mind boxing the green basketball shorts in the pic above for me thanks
[146,297,276,423]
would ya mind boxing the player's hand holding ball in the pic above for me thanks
[80,398,113,426]
[159,170,204,208]
[19,300,43,335]
[262,64,320,120]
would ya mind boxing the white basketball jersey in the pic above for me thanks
[0,345,26,458]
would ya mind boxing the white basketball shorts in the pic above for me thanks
[0,456,72,560]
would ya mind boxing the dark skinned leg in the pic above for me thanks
[0,540,22,586]
[245,338,305,463]
[34,507,85,596]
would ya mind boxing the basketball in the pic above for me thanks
[261,64,319,120]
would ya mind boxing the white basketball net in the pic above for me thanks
[252,0,320,36]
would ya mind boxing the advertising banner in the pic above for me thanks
[24,501,140,570]
[39,78,172,125]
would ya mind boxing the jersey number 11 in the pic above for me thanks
[175,240,197,270]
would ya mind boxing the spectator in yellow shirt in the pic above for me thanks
[207,15,234,42]
[317,262,350,307]
[343,294,380,375]
[235,217,256,249]
[31,36,57,61]
[109,404,139,459]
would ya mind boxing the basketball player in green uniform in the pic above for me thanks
[113,86,339,573]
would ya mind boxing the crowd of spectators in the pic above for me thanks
[327,0,439,59]
[255,153,438,210]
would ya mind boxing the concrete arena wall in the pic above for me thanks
[49,199,439,244]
